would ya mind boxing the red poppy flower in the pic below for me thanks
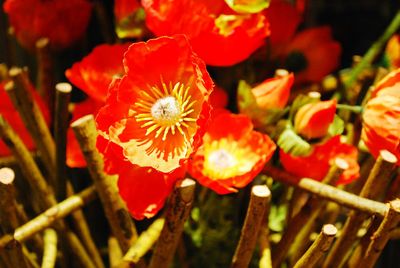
[210,85,228,108]
[188,110,276,194]
[362,70,400,165]
[0,81,50,156]
[95,35,213,218]
[3,0,92,51]
[280,26,341,84]
[142,0,270,66]
[280,135,360,184]
[66,44,130,103]
[385,34,400,70]
[294,99,337,139]
[264,0,301,45]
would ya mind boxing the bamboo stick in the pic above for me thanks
[0,186,96,248]
[108,237,123,268]
[6,70,56,177]
[0,152,40,167]
[4,239,28,268]
[71,115,137,252]
[232,185,271,268]
[258,186,272,268]
[41,229,57,268]
[357,200,400,268]
[0,167,19,233]
[323,150,397,268]
[36,38,55,107]
[54,83,71,201]
[123,218,165,265]
[293,224,337,268]
[148,179,196,268]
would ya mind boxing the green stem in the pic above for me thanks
[336,104,363,114]
[344,10,400,100]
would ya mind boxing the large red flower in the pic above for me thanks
[279,26,341,84]
[0,81,50,156]
[142,0,270,66]
[280,135,360,184]
[188,110,276,194]
[3,0,92,51]
[362,69,400,165]
[95,35,214,219]
[65,44,129,168]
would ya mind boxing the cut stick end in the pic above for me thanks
[177,178,196,202]
[4,80,15,91]
[308,91,321,99]
[390,199,400,212]
[322,224,337,236]
[334,157,349,171]
[8,67,22,77]
[379,150,398,164]
[0,167,15,184]
[36,37,50,49]
[275,69,289,78]
[252,185,271,198]
[56,82,72,93]
[71,114,95,128]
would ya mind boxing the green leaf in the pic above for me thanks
[224,0,270,13]
[328,115,345,136]
[277,127,312,156]
[269,204,287,232]
[237,80,256,113]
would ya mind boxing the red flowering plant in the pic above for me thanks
[95,35,214,219]
[188,110,276,194]
[114,0,147,39]
[238,69,294,129]
[0,81,50,156]
[65,43,129,168]
[361,68,400,165]
[3,0,92,51]
[141,0,270,66]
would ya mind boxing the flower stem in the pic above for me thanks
[336,104,363,114]
[344,10,400,100]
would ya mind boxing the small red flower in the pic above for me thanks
[0,81,50,156]
[3,0,92,50]
[362,69,400,164]
[294,99,337,139]
[95,35,214,219]
[65,44,129,168]
[280,26,341,84]
[188,110,276,194]
[280,135,359,184]
[142,0,270,66]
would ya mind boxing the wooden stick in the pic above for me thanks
[148,179,196,268]
[54,83,71,201]
[36,38,55,107]
[232,185,271,268]
[0,186,96,248]
[390,227,400,239]
[0,152,40,167]
[259,186,272,268]
[123,218,165,264]
[41,229,57,268]
[71,115,137,252]
[293,224,337,268]
[272,159,347,267]
[0,167,19,233]
[323,150,397,268]
[6,70,56,176]
[108,237,123,268]
[4,239,28,268]
[357,200,400,268]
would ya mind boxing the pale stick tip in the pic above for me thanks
[56,82,72,93]
[252,185,271,198]
[178,178,196,188]
[390,199,400,211]
[379,150,397,164]
[334,157,349,171]
[275,69,289,78]
[322,224,337,236]
[8,66,22,77]
[36,37,50,48]
[0,167,15,184]
[4,80,14,91]
[70,114,95,128]
[177,178,196,202]
[308,91,321,99]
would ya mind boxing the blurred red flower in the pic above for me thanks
[95,35,214,219]
[280,135,360,184]
[188,110,276,194]
[3,0,92,50]
[114,0,146,39]
[0,81,50,156]
[362,69,400,165]
[65,44,129,168]
[210,85,228,108]
[294,99,337,139]
[142,0,270,66]
[280,26,341,84]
